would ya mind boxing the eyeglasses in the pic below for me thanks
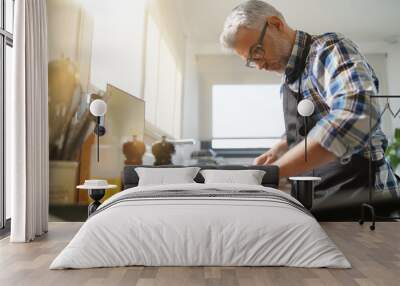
[246,21,268,68]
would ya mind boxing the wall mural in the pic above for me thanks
[46,0,399,222]
[47,0,146,221]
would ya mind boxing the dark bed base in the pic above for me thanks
[122,165,280,190]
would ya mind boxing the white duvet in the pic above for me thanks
[50,183,351,269]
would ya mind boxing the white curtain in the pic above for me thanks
[7,0,49,242]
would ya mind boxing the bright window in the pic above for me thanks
[212,84,285,149]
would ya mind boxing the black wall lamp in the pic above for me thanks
[89,99,107,162]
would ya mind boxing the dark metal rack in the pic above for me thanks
[359,95,400,230]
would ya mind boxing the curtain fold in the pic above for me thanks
[8,0,49,242]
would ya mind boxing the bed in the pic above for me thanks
[50,165,350,269]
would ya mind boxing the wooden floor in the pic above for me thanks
[0,222,399,286]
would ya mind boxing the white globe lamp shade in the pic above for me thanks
[90,99,107,117]
[297,99,314,117]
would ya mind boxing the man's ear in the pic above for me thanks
[267,16,285,32]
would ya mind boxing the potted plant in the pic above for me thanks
[386,128,400,175]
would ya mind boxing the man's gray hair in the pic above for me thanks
[220,0,285,50]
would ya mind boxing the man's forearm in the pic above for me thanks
[274,137,289,156]
[274,138,337,178]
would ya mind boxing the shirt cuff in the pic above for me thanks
[307,118,352,159]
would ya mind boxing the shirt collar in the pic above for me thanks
[284,30,309,81]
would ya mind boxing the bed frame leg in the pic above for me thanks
[359,203,375,231]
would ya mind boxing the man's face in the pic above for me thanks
[234,25,292,73]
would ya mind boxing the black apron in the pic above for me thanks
[282,33,375,215]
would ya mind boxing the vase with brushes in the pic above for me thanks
[48,57,106,205]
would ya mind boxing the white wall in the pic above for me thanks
[144,0,187,139]
[83,0,147,97]
[182,41,200,139]
[365,53,392,137]
[365,54,389,95]
[47,0,82,62]
[386,43,400,137]
[48,0,147,97]
[47,0,93,92]
[147,0,186,68]
[387,44,400,96]
[362,45,400,141]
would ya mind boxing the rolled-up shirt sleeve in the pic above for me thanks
[307,38,380,159]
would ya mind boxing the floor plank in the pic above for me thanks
[0,222,399,286]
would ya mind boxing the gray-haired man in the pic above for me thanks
[220,0,399,215]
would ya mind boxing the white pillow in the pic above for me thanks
[200,169,266,185]
[135,167,201,186]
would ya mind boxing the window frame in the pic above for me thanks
[0,0,14,231]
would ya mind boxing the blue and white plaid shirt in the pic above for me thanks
[283,30,399,197]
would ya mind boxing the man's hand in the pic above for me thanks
[253,149,280,165]
[253,139,288,165]
[274,138,337,178]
